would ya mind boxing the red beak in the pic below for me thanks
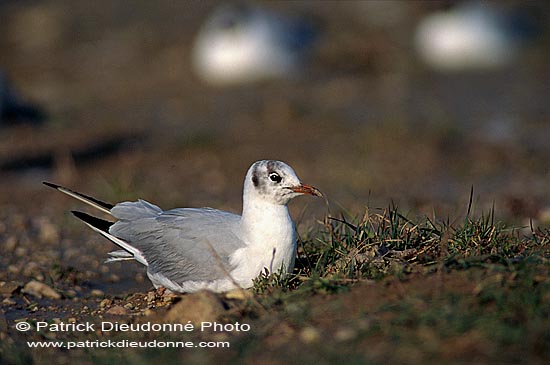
[290,183,323,197]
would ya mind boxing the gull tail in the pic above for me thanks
[71,211,148,266]
[43,181,114,215]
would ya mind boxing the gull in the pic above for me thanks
[44,160,322,293]
[192,3,317,85]
[414,3,538,71]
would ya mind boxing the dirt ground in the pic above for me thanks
[1,1,550,364]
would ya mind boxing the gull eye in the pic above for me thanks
[269,172,282,183]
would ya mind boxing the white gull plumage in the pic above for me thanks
[44,160,322,293]
[415,3,525,71]
[191,3,317,85]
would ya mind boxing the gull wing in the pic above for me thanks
[45,181,246,286]
[109,203,245,284]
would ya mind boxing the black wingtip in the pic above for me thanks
[43,181,61,189]
[71,210,113,233]
[71,210,86,219]
[44,182,115,211]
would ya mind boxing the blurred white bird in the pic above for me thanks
[192,3,317,86]
[414,2,539,71]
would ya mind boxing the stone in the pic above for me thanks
[105,305,128,315]
[22,280,61,300]
[0,281,21,296]
[163,291,225,325]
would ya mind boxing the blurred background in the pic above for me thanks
[0,0,549,292]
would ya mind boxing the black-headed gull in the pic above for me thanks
[192,3,317,85]
[44,160,322,293]
[414,3,538,71]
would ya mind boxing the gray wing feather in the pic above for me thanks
[111,199,163,219]
[109,201,244,284]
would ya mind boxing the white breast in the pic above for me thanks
[229,204,296,288]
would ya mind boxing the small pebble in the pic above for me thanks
[106,305,128,315]
[64,290,77,298]
[22,280,61,300]
[0,281,21,296]
[36,218,59,243]
[5,237,17,252]
[109,274,120,282]
[100,299,113,308]
[300,326,321,343]
[15,247,27,257]
[90,289,104,297]
[2,298,16,305]
[334,327,356,342]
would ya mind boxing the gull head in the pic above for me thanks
[244,160,322,205]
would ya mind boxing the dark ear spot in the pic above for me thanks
[252,170,259,187]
